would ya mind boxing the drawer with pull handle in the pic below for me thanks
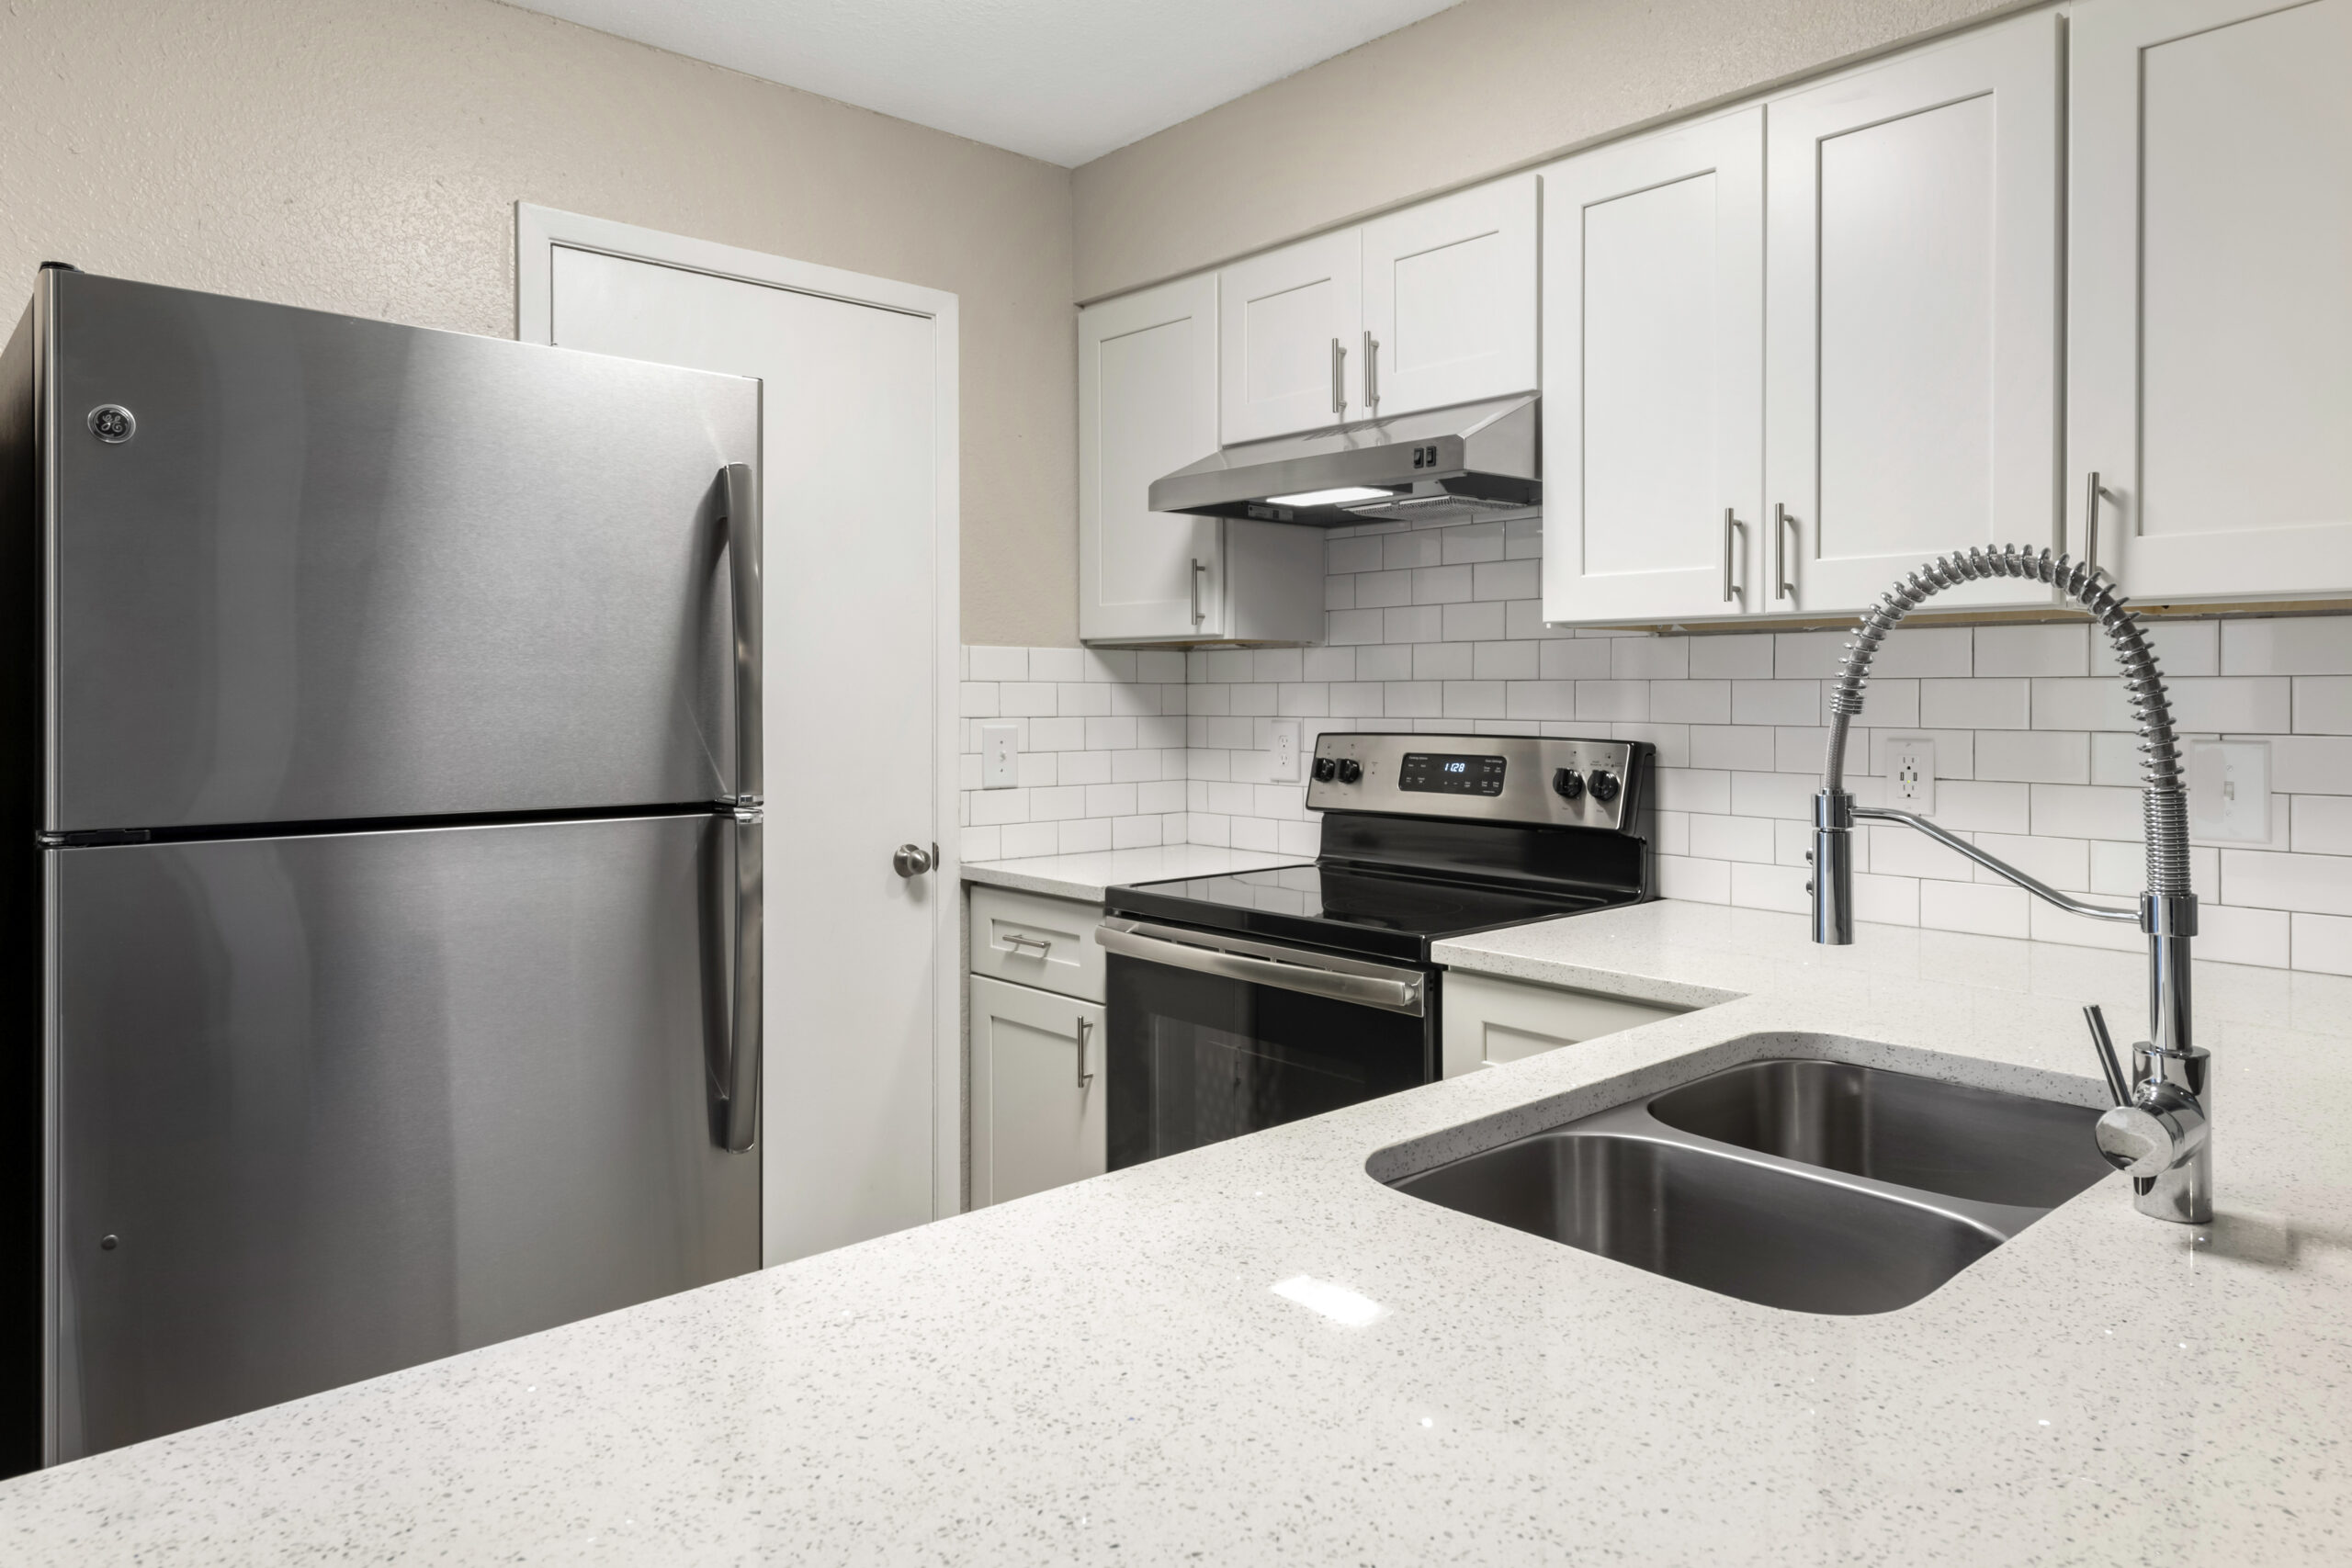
[968,885,1105,1002]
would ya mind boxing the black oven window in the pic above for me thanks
[1106,953,1430,1168]
[1148,1017,1370,1153]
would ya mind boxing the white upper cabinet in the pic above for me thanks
[1218,230,1363,443]
[2068,0,2352,602]
[1764,14,2063,615]
[1360,175,1539,421]
[1540,110,1764,623]
[1080,276,1227,641]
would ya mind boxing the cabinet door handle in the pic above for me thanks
[2083,471,2114,576]
[1330,337,1347,418]
[1001,931,1051,953]
[1722,509,1747,605]
[1773,503,1796,604]
[1363,329,1379,416]
[1075,1015,1094,1090]
[1189,557,1207,625]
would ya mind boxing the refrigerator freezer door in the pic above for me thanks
[48,814,759,1462]
[44,272,759,832]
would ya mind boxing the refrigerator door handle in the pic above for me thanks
[723,813,763,1152]
[719,461,763,1154]
[721,461,763,805]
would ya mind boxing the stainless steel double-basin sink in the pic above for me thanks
[1388,1056,2111,1314]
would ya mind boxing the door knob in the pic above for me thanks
[893,842,935,878]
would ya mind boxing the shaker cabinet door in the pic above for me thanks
[2067,0,2352,601]
[1360,175,1538,421]
[968,976,1106,1208]
[1218,230,1363,443]
[1540,109,1765,623]
[1763,13,2063,615]
[1079,276,1226,641]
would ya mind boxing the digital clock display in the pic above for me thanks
[1398,751,1506,795]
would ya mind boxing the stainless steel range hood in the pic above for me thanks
[1147,393,1539,527]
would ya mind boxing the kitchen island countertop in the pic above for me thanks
[5,897,2347,1564]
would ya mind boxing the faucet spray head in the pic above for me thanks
[1811,789,1855,945]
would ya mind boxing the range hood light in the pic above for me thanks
[1261,485,1396,508]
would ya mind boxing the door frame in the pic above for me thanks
[514,203,965,1226]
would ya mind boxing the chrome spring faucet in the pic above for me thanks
[1807,546,2210,1224]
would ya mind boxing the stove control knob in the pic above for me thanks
[1586,769,1621,804]
[1312,756,1338,783]
[1336,758,1363,784]
[1551,767,1584,800]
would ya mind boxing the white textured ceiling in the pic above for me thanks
[508,0,1466,166]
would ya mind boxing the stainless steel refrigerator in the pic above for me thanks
[0,268,764,1472]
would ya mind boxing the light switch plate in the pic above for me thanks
[2188,739,2270,843]
[980,723,1019,789]
[1266,718,1303,784]
[1884,736,1936,815]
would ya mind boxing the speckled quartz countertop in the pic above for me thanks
[959,843,1303,901]
[6,900,2349,1564]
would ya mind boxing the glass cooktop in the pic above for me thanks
[1105,862,1628,964]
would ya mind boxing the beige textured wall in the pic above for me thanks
[1073,0,2028,300]
[0,0,1078,646]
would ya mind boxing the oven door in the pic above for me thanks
[1098,918,1434,1170]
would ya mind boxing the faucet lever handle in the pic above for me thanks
[2083,1004,2129,1108]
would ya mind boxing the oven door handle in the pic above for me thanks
[1096,920,1426,1017]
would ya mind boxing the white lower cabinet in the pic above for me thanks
[1441,971,1683,1078]
[969,975,1106,1208]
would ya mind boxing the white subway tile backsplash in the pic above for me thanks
[1473,558,1541,601]
[1611,637,1688,680]
[2291,795,2352,855]
[1475,640,1539,681]
[1732,680,1820,727]
[1414,641,1474,680]
[1652,681,1731,725]
[1974,623,2088,677]
[1691,725,1777,773]
[2031,678,2133,731]
[1974,729,2088,784]
[967,646,1027,682]
[1920,879,2030,939]
[2292,912,2352,975]
[969,597,2349,971]
[2295,677,2352,734]
[2029,783,2141,840]
[1577,681,1650,721]
[1922,677,2029,729]
[2223,617,2352,675]
[1690,633,1774,680]
[2222,849,2352,916]
[2167,677,2290,734]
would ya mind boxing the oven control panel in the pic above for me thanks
[1305,732,1646,831]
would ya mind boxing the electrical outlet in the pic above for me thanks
[1267,719,1303,784]
[2188,739,2270,843]
[980,723,1019,789]
[1885,736,1936,815]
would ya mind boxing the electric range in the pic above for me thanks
[1098,731,1656,1169]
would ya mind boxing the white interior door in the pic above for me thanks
[1079,276,1225,641]
[2069,0,2352,600]
[1218,229,1363,442]
[1764,13,2063,615]
[1540,108,1765,624]
[546,243,946,1268]
[1361,174,1539,420]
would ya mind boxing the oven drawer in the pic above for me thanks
[969,886,1105,1002]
